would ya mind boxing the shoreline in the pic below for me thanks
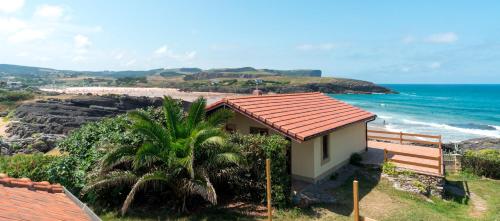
[40,86,241,104]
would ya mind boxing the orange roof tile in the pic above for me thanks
[206,92,376,141]
[0,173,93,221]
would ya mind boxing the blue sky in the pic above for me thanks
[0,0,499,83]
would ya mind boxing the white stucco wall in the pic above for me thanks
[227,112,279,135]
[226,110,368,183]
[291,139,316,180]
[313,121,367,180]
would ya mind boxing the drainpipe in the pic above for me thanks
[365,116,377,151]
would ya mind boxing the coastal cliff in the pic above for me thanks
[1,95,166,155]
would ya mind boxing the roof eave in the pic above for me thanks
[301,115,377,141]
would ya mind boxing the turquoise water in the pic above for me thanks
[331,84,500,142]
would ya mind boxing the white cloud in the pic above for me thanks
[296,43,336,51]
[34,5,64,19]
[8,29,46,43]
[426,32,458,44]
[72,34,91,62]
[0,17,26,33]
[402,35,415,44]
[125,59,136,66]
[154,45,168,55]
[114,53,124,60]
[72,55,86,62]
[74,34,91,49]
[154,45,197,61]
[429,62,441,69]
[0,0,24,13]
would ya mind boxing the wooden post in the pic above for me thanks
[353,180,359,221]
[266,159,272,221]
[399,131,403,144]
[383,148,388,162]
[438,135,443,176]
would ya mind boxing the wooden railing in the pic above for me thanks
[371,129,444,176]
[368,129,442,148]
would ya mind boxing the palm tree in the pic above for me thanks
[83,96,239,215]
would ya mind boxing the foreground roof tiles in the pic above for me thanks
[206,92,375,141]
[0,173,92,221]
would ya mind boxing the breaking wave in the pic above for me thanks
[401,119,500,138]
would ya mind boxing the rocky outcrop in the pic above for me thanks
[2,95,164,155]
[442,137,500,153]
[383,169,444,197]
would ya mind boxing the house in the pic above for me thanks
[5,81,23,89]
[206,92,376,183]
[0,173,100,221]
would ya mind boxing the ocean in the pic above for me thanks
[331,84,500,142]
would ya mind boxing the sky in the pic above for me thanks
[0,0,499,83]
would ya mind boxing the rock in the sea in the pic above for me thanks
[443,137,500,152]
[4,94,167,154]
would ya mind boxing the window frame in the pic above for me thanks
[249,127,269,135]
[321,134,330,164]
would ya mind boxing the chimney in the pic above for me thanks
[252,89,263,96]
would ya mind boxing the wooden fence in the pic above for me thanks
[370,130,444,176]
[367,130,442,148]
[443,154,462,173]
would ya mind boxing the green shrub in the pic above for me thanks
[53,113,146,195]
[461,149,500,179]
[227,133,291,208]
[0,90,34,102]
[0,154,59,181]
[349,153,363,165]
[382,161,398,175]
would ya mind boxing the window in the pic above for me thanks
[322,135,329,160]
[250,127,269,135]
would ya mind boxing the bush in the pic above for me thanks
[227,133,291,208]
[52,113,147,195]
[0,90,34,102]
[0,154,59,181]
[382,161,398,175]
[461,149,500,179]
[349,153,363,165]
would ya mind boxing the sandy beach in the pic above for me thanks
[40,87,241,104]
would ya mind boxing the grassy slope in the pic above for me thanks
[100,169,499,221]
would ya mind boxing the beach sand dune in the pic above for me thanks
[41,87,241,104]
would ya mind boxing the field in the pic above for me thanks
[100,168,499,221]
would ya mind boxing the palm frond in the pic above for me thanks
[213,152,241,166]
[193,128,226,148]
[128,111,171,147]
[162,96,183,139]
[82,171,138,195]
[207,109,234,127]
[133,142,166,169]
[186,97,207,130]
[180,172,217,205]
[101,145,136,169]
[121,171,174,215]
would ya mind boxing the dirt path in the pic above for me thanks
[469,192,488,218]
[0,117,9,138]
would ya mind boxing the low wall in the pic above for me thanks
[383,168,445,197]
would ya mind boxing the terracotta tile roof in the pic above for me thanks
[206,92,376,141]
[0,173,93,221]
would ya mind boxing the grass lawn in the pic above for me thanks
[100,169,500,221]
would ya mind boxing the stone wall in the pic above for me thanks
[383,168,445,197]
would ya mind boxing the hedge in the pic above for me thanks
[227,133,291,208]
[461,149,500,179]
[0,154,58,181]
